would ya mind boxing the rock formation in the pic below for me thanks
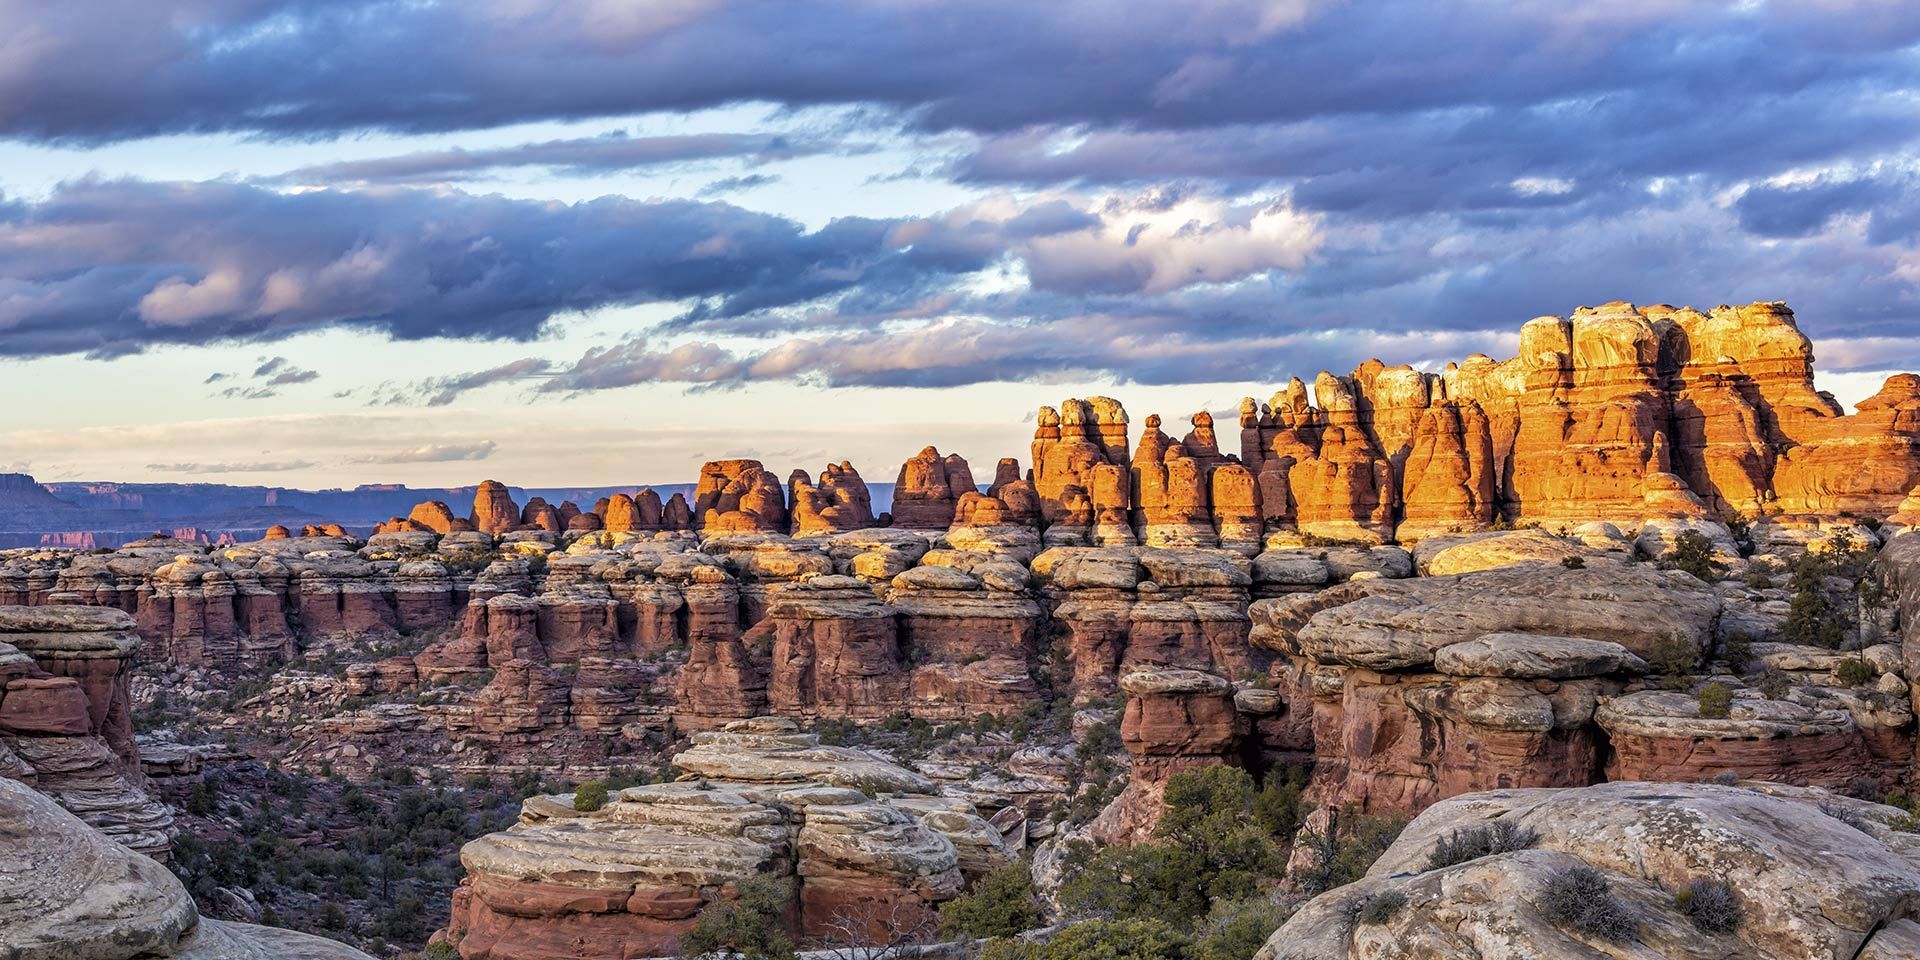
[694,460,790,534]
[788,462,875,536]
[892,447,977,530]
[469,481,520,536]
[0,776,373,960]
[1260,780,1920,960]
[0,604,173,858]
[442,719,1006,959]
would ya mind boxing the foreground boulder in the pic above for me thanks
[1259,780,1920,960]
[0,776,372,960]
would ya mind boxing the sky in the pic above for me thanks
[1,0,1918,489]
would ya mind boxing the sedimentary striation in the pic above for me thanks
[0,775,372,960]
[442,718,1008,958]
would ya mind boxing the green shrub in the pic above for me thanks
[1783,551,1850,648]
[1252,764,1311,838]
[572,781,609,812]
[1288,810,1409,897]
[1697,682,1734,719]
[1355,889,1408,925]
[1560,555,1586,569]
[1426,819,1539,870]
[1645,632,1700,678]
[422,944,461,960]
[940,863,1042,940]
[980,918,1189,960]
[1541,865,1636,942]
[1668,531,1722,582]
[1675,878,1742,933]
[1836,658,1874,687]
[1758,669,1791,700]
[1188,898,1289,960]
[1720,633,1753,672]
[676,876,795,960]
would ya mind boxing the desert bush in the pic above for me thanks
[1252,764,1311,838]
[1289,810,1409,897]
[940,862,1042,940]
[1426,819,1539,870]
[980,919,1189,960]
[1836,658,1874,687]
[1668,532,1722,582]
[1847,776,1886,803]
[1758,669,1791,700]
[1189,897,1290,960]
[677,876,796,960]
[1061,766,1285,926]
[1540,865,1637,942]
[1645,632,1700,678]
[1720,633,1753,672]
[1355,889,1408,925]
[1820,802,1872,833]
[1560,555,1586,569]
[1675,878,1742,934]
[571,781,609,812]
[1784,551,1850,648]
[1697,682,1734,719]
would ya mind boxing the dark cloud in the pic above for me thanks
[263,132,843,186]
[0,178,999,358]
[5,2,1918,144]
[1734,173,1920,244]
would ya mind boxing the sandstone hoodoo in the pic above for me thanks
[10,298,1920,959]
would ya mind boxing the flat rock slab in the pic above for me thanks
[1434,632,1649,679]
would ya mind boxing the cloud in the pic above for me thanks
[262,132,844,186]
[373,357,554,406]
[698,174,783,197]
[0,178,935,358]
[0,179,1332,362]
[352,441,498,464]
[264,367,318,386]
[146,459,317,474]
[6,1,1917,145]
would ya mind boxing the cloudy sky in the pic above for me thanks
[2,0,1917,488]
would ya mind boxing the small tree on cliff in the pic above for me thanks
[678,877,796,960]
[940,862,1043,940]
[1059,766,1284,927]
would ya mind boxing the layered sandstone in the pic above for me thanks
[442,719,1005,959]
[0,776,372,960]
[0,605,173,858]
